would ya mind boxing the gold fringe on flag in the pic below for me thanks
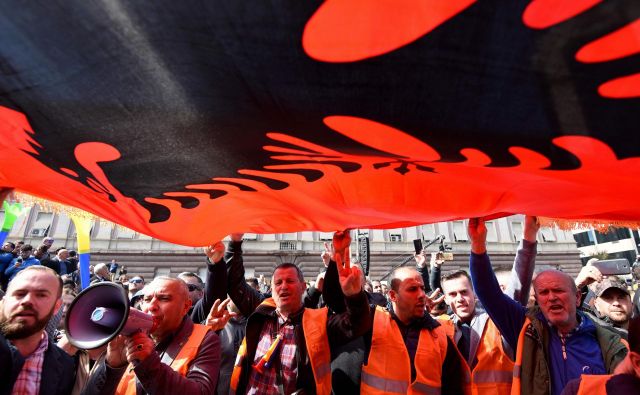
[538,217,640,233]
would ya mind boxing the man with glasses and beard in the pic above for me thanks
[0,265,75,394]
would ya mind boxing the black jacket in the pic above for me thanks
[1,332,75,395]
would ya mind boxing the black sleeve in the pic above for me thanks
[321,260,347,314]
[440,337,467,395]
[417,264,432,294]
[190,260,228,324]
[430,264,441,293]
[226,240,264,317]
[303,286,322,309]
[326,291,373,348]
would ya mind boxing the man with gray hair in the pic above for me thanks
[84,275,221,394]
[91,262,110,284]
[469,218,627,395]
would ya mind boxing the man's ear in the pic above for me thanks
[388,289,397,302]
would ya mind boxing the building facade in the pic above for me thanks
[3,206,583,281]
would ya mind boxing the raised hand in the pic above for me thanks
[414,252,427,268]
[430,252,446,268]
[338,264,363,296]
[523,215,540,242]
[468,218,487,254]
[575,265,603,288]
[321,242,332,267]
[203,241,225,264]
[205,298,238,331]
[314,270,326,292]
[425,288,445,311]
[332,230,352,269]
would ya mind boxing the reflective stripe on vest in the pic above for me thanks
[438,316,513,394]
[115,323,211,395]
[229,299,331,395]
[361,306,448,395]
[302,307,332,395]
[576,374,611,394]
[510,318,531,395]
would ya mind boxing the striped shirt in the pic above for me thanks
[12,331,49,395]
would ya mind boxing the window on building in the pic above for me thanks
[280,233,297,241]
[279,241,297,251]
[318,232,333,241]
[389,233,402,242]
[452,221,468,242]
[30,212,53,237]
[117,226,136,239]
[573,230,596,248]
[540,227,556,242]
[511,221,523,242]
[595,227,631,244]
[485,221,498,242]
[243,233,259,240]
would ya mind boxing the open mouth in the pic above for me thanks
[549,305,563,313]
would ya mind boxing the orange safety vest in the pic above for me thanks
[361,306,457,395]
[438,316,514,395]
[115,324,211,395]
[576,374,611,394]
[510,317,530,395]
[229,298,332,395]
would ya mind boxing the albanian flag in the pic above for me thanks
[0,1,639,246]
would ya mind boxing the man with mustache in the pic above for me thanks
[0,265,75,394]
[469,218,628,395]
[226,231,371,395]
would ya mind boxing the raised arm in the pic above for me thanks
[468,218,527,350]
[504,215,539,306]
[191,241,227,324]
[225,234,265,317]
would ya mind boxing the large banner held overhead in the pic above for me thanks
[0,1,639,246]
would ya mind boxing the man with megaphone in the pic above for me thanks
[81,242,226,395]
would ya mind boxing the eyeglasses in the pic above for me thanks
[129,279,143,284]
[187,284,202,292]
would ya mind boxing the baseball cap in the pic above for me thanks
[130,289,145,305]
[591,277,629,298]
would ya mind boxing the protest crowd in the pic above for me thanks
[2,215,640,395]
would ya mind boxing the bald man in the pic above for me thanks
[84,277,221,395]
[468,218,627,395]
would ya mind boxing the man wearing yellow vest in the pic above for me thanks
[561,315,640,394]
[468,218,628,395]
[438,215,540,395]
[228,230,371,395]
[83,246,225,395]
[360,265,469,395]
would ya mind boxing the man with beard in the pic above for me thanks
[0,265,75,394]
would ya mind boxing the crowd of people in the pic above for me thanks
[2,216,640,395]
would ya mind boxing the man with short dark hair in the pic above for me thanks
[178,271,205,306]
[227,231,370,395]
[0,241,16,290]
[5,244,40,282]
[592,277,632,332]
[0,265,74,394]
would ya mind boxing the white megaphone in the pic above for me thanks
[65,282,158,349]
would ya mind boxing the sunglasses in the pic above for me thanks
[187,284,202,292]
[129,279,143,284]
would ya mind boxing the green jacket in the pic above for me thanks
[516,309,627,395]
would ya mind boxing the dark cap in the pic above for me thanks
[591,277,629,298]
